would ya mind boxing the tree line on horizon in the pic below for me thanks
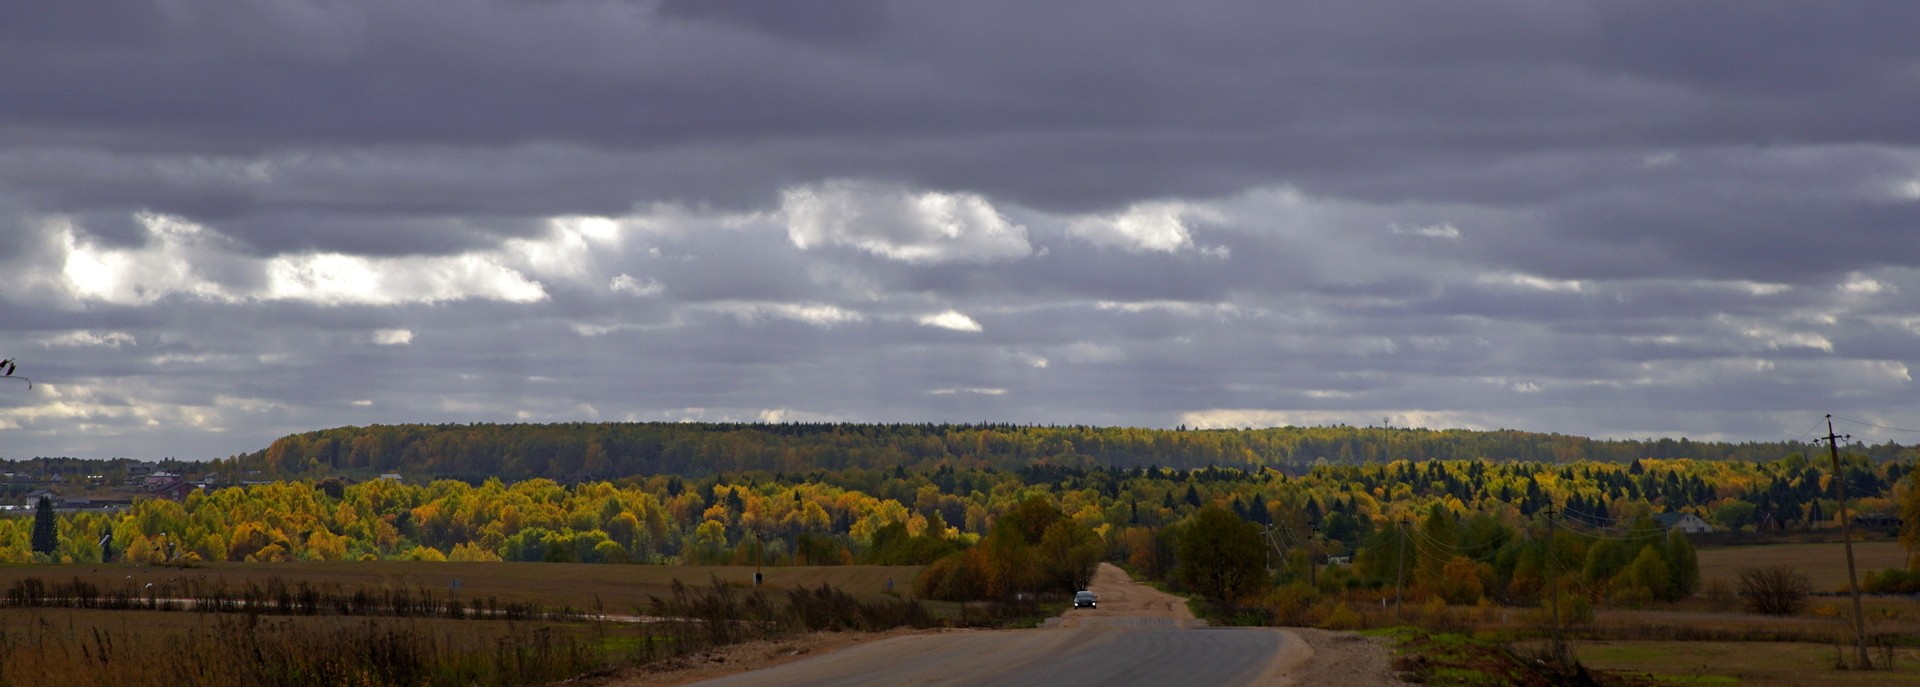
[202,421,1914,481]
[3,453,1913,594]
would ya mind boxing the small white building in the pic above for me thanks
[1652,511,1714,534]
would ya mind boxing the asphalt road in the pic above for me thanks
[686,625,1289,687]
[687,564,1298,687]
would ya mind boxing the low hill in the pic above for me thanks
[222,422,1896,481]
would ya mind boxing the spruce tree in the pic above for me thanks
[31,495,58,557]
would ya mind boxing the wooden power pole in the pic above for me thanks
[1394,517,1409,621]
[1544,506,1567,666]
[1822,415,1870,669]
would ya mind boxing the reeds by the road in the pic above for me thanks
[0,574,939,687]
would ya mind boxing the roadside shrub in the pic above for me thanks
[1737,566,1810,616]
[1702,577,1737,612]
[1522,588,1594,627]
[1262,581,1317,626]
[1863,568,1920,594]
[1319,602,1363,631]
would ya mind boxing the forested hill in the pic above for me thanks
[230,422,1906,481]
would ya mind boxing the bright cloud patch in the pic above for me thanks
[1840,273,1891,295]
[1068,201,1215,252]
[610,273,664,297]
[917,310,983,332]
[371,329,414,345]
[1181,409,1490,431]
[44,331,137,348]
[707,302,864,327]
[782,180,1032,263]
[61,214,234,305]
[1389,222,1462,239]
[1481,272,1584,292]
[54,213,550,306]
[265,253,547,305]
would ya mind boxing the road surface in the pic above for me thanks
[686,563,1312,687]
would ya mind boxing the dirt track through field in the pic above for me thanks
[1045,561,1204,629]
[657,564,1407,687]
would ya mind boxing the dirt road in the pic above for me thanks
[671,563,1407,687]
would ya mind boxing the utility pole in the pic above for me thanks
[1544,506,1566,666]
[1394,517,1409,621]
[1822,415,1870,669]
[1308,525,1319,589]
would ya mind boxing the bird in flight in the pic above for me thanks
[1,358,30,389]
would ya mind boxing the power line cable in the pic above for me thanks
[1790,417,1829,444]
[1550,517,1668,542]
[1829,415,1920,435]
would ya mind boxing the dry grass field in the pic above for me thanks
[1695,541,1910,592]
[0,561,924,613]
[0,563,936,686]
[0,606,627,686]
[1570,640,1920,686]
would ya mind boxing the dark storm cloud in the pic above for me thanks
[5,0,1920,458]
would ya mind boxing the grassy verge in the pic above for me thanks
[0,568,943,686]
[0,561,924,613]
[1372,627,1677,687]
[1566,640,1920,687]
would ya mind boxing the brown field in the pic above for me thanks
[0,606,631,687]
[1568,640,1920,686]
[0,563,936,686]
[1696,541,1910,592]
[0,561,924,613]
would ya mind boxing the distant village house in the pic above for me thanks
[1853,512,1902,530]
[1651,511,1714,534]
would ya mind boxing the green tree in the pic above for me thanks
[1175,503,1268,612]
[1036,518,1102,592]
[1899,473,1920,568]
[1658,531,1701,601]
[31,496,58,558]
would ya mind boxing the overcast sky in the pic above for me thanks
[4,1,1920,460]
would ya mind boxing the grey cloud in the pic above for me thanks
[7,1,1920,458]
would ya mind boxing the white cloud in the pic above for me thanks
[782,180,1032,263]
[61,213,236,305]
[1388,222,1462,240]
[507,215,625,284]
[1480,272,1584,292]
[1180,409,1489,431]
[52,213,551,306]
[1095,301,1254,319]
[371,329,414,346]
[1725,280,1792,296]
[929,387,1006,396]
[1730,318,1834,352]
[1839,273,1892,295]
[43,331,136,348]
[917,310,983,332]
[610,273,664,297]
[1067,201,1218,252]
[265,252,547,305]
[706,301,865,327]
